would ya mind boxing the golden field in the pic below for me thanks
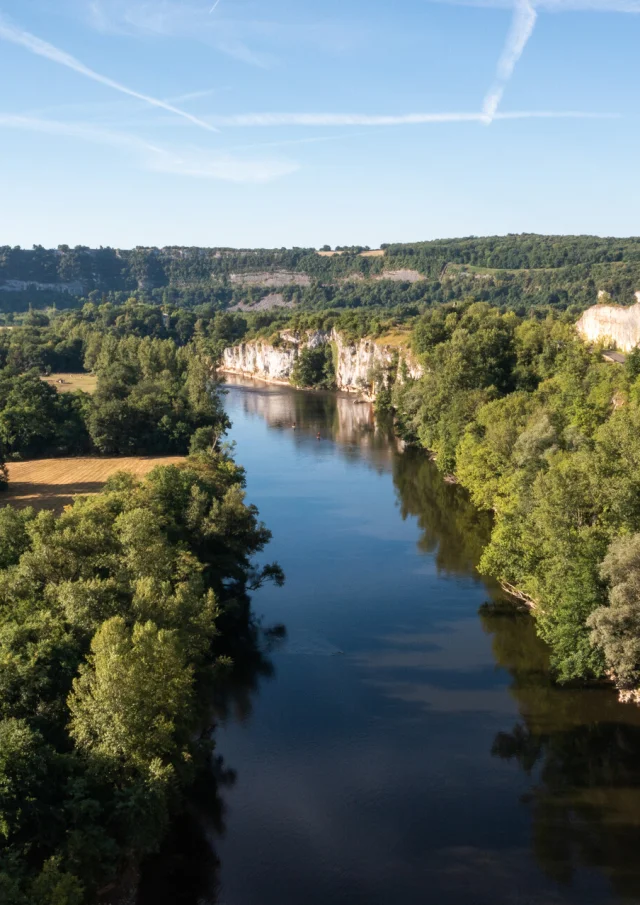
[42,373,98,394]
[3,457,185,512]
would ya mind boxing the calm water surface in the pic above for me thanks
[139,379,640,905]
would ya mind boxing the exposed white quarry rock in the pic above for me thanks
[0,279,84,294]
[576,301,640,352]
[228,271,312,288]
[375,269,423,283]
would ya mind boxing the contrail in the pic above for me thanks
[210,0,222,12]
[208,110,615,127]
[0,14,218,133]
[482,0,537,121]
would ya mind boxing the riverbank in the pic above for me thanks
[134,377,640,905]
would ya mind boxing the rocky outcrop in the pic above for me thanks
[332,332,422,394]
[229,293,293,312]
[219,329,423,397]
[229,271,312,288]
[576,295,640,352]
[375,269,423,283]
[0,279,84,294]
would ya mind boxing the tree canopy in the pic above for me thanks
[0,452,282,903]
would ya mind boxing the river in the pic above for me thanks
[138,378,640,905]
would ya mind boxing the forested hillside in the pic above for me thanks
[392,303,640,695]
[3,235,640,314]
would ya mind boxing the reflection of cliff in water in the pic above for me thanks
[482,605,640,901]
[228,379,495,578]
[224,377,400,472]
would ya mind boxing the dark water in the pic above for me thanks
[139,379,640,905]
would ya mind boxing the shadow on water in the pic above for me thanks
[136,625,285,905]
[482,605,640,901]
[392,448,495,578]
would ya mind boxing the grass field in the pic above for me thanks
[3,456,185,512]
[374,329,412,348]
[43,373,98,394]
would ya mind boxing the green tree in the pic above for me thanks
[589,534,640,689]
[69,618,193,773]
[290,344,335,389]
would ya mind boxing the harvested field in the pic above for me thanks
[43,373,98,394]
[3,456,185,512]
[374,330,412,348]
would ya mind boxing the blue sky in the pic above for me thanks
[0,0,638,248]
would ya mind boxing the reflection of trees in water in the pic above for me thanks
[482,605,640,899]
[136,623,285,905]
[136,760,232,905]
[234,380,495,577]
[392,449,494,577]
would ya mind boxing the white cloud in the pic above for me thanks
[0,114,298,182]
[86,0,277,67]
[83,0,370,67]
[0,13,218,132]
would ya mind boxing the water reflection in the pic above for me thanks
[136,761,231,905]
[139,381,640,905]
[222,376,399,472]
[393,449,494,577]
[137,624,284,904]
[482,605,640,901]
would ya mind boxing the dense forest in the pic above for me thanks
[3,272,640,899]
[0,306,285,900]
[390,303,640,694]
[4,297,640,698]
[3,235,640,314]
[0,322,226,485]
[0,452,283,902]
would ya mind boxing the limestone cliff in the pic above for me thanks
[576,294,640,352]
[219,329,423,397]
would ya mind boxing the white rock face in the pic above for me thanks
[219,329,423,397]
[375,269,423,283]
[576,301,640,352]
[228,271,312,288]
[221,341,298,383]
[0,279,84,294]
